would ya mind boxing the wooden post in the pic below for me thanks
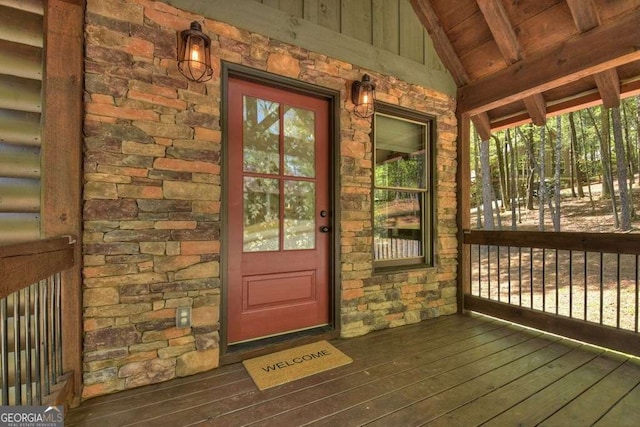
[42,0,84,406]
[457,112,472,313]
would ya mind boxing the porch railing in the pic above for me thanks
[463,230,640,357]
[0,237,75,405]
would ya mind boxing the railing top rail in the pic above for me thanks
[463,229,640,255]
[0,236,75,299]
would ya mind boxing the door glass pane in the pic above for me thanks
[284,180,315,250]
[375,115,425,189]
[284,106,315,177]
[373,189,422,260]
[244,177,280,252]
[243,96,280,174]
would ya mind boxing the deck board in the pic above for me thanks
[65,313,640,426]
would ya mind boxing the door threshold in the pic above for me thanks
[220,326,339,366]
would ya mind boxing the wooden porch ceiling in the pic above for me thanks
[410,0,640,139]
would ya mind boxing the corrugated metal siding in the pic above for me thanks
[0,0,43,244]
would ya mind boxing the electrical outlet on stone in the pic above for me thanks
[176,306,191,328]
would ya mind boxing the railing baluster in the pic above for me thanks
[529,247,533,309]
[13,292,21,405]
[42,277,50,397]
[508,246,512,304]
[497,245,501,302]
[569,250,573,318]
[55,273,63,379]
[50,275,57,384]
[34,280,42,404]
[487,245,491,300]
[518,247,522,307]
[555,249,559,315]
[24,286,32,405]
[0,298,8,405]
[584,251,588,322]
[617,254,621,329]
[478,245,482,297]
[600,252,604,325]
[542,248,546,312]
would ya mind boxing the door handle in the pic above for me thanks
[319,226,330,233]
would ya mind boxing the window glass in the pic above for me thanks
[373,109,432,268]
[243,96,280,174]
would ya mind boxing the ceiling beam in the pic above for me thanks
[476,0,521,64]
[457,7,640,116]
[566,0,620,108]
[522,93,547,126]
[477,0,546,128]
[491,79,640,131]
[593,68,621,108]
[470,112,492,141]
[565,0,600,32]
[410,0,469,86]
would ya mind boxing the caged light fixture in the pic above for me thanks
[351,74,376,118]
[177,21,213,83]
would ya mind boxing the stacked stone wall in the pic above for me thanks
[81,0,457,399]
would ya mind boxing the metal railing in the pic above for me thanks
[0,237,74,405]
[463,230,640,357]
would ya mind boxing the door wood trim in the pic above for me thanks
[220,62,341,357]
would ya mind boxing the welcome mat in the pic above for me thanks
[242,340,353,390]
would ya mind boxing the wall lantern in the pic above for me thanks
[177,21,213,83]
[351,74,376,118]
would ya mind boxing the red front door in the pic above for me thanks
[227,77,331,344]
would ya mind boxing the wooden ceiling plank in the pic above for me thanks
[522,93,547,126]
[476,0,522,64]
[593,68,621,108]
[470,112,492,140]
[410,0,470,86]
[457,8,640,116]
[565,0,600,32]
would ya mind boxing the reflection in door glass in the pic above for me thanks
[284,180,316,250]
[244,177,280,252]
[243,96,280,175]
[284,106,315,177]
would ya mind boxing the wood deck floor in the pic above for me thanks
[66,313,640,426]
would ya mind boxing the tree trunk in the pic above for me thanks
[636,96,640,183]
[553,116,562,231]
[579,110,596,213]
[474,131,482,228]
[493,135,509,211]
[539,125,546,231]
[506,129,518,230]
[612,106,632,230]
[569,112,585,197]
[621,101,636,218]
[519,127,538,210]
[622,101,636,184]
[588,107,619,226]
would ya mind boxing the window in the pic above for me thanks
[373,104,434,269]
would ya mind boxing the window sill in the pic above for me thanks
[373,262,435,275]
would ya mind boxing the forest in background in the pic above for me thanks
[471,96,640,233]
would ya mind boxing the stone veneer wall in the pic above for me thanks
[81,0,458,399]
